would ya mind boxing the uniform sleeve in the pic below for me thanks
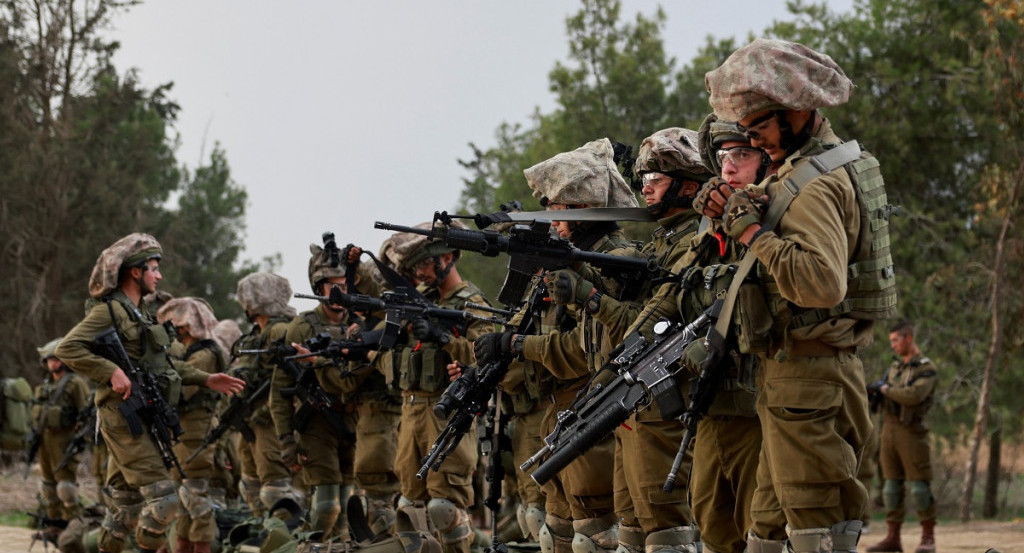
[55,304,121,384]
[269,319,304,436]
[442,293,496,365]
[884,364,938,407]
[175,357,215,386]
[622,281,681,341]
[748,174,855,308]
[521,325,590,380]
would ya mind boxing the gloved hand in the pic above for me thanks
[693,177,732,218]
[279,433,301,471]
[723,189,769,242]
[548,269,594,306]
[410,318,451,345]
[474,331,514,365]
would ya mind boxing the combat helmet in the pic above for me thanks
[88,233,162,299]
[37,337,63,364]
[308,233,348,295]
[524,138,638,209]
[698,112,769,181]
[157,297,218,341]
[632,127,713,216]
[236,273,297,320]
[398,221,464,280]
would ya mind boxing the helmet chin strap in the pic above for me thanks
[646,180,695,217]
[433,256,453,289]
[777,110,815,158]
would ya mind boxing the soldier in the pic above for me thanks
[210,319,243,507]
[866,320,938,553]
[702,38,897,552]
[32,337,91,542]
[156,298,226,553]
[232,272,303,517]
[55,233,244,553]
[270,242,360,539]
[388,226,493,553]
[475,138,641,553]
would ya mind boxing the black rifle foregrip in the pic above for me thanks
[530,400,628,485]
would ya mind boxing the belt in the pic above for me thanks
[402,391,444,405]
[771,339,855,359]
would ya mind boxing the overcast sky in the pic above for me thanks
[109,0,853,304]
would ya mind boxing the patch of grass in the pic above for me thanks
[0,510,32,527]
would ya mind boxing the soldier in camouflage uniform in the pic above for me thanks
[866,320,938,553]
[157,298,226,553]
[270,242,360,540]
[232,272,303,517]
[56,233,244,553]
[702,39,897,552]
[475,139,642,553]
[33,337,91,539]
[386,226,493,553]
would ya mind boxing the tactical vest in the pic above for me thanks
[102,293,182,406]
[232,317,291,421]
[32,372,78,430]
[884,356,937,427]
[758,141,898,331]
[392,285,479,394]
[506,296,577,413]
[179,340,226,413]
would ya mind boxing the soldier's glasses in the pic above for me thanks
[738,111,780,141]
[716,147,762,166]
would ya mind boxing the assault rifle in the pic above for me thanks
[55,404,97,473]
[417,279,547,480]
[23,426,42,480]
[94,327,185,478]
[282,330,386,364]
[375,214,662,306]
[866,360,894,414]
[521,310,714,485]
[185,378,271,464]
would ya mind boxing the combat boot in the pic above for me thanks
[866,521,902,552]
[571,514,619,553]
[914,520,935,553]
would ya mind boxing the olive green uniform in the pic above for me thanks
[743,120,874,538]
[233,318,297,515]
[171,341,225,544]
[389,280,492,553]
[270,305,358,537]
[520,230,636,553]
[56,291,213,552]
[33,371,91,520]
[878,354,937,523]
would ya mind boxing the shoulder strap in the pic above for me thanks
[46,372,73,407]
[713,141,863,340]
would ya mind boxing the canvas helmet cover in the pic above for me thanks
[37,337,63,362]
[524,138,638,209]
[633,127,713,182]
[213,319,242,362]
[399,221,465,270]
[157,297,219,341]
[308,243,348,294]
[236,272,297,319]
[698,113,750,176]
[88,233,162,299]
[705,38,852,122]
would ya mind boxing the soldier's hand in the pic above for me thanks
[447,361,464,382]
[205,373,246,396]
[410,318,451,345]
[693,177,733,219]
[547,269,594,306]
[279,433,301,472]
[344,244,361,265]
[110,368,132,399]
[723,189,769,243]
[474,331,513,365]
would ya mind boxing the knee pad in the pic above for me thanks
[426,498,471,544]
[882,479,904,511]
[366,494,398,537]
[644,526,699,553]
[138,480,180,542]
[785,525,832,553]
[571,515,618,553]
[259,478,299,511]
[517,503,545,542]
[39,480,59,508]
[744,531,788,553]
[539,514,574,553]
[239,477,263,515]
[102,488,145,544]
[178,478,213,520]
[828,520,862,553]
[614,524,644,553]
[56,481,80,509]
[397,496,430,534]
[311,484,342,534]
[908,480,934,512]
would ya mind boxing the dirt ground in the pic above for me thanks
[0,458,1019,552]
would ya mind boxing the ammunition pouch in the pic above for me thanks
[394,345,449,393]
[677,264,770,355]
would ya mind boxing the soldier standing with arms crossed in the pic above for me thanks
[866,319,938,553]
[700,39,897,552]
[56,233,244,553]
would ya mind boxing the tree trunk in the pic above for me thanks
[982,422,1001,518]
[958,167,1020,522]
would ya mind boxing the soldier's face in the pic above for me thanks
[320,277,348,311]
[45,357,63,374]
[641,172,673,205]
[740,110,785,162]
[136,260,162,294]
[889,331,912,357]
[717,140,762,186]
[546,204,574,238]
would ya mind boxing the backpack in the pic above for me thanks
[0,377,34,450]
